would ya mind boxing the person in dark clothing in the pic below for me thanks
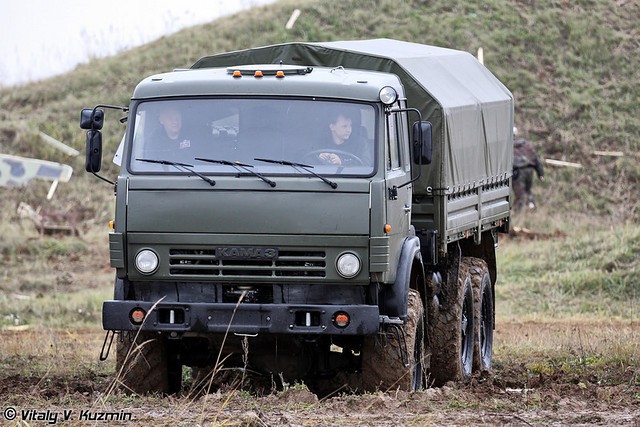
[513,132,544,211]
[315,113,371,166]
[145,106,201,162]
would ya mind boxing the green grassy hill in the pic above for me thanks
[0,0,637,310]
[1,0,638,221]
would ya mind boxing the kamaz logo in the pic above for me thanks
[216,247,278,260]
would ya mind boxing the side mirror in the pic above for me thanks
[85,130,103,172]
[412,121,432,165]
[80,108,104,130]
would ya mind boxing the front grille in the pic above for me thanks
[169,249,326,277]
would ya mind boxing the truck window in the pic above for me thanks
[386,111,402,170]
[128,99,377,176]
[397,108,410,171]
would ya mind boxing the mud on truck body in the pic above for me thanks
[82,39,513,394]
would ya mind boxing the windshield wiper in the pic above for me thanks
[254,158,338,189]
[136,158,216,186]
[195,158,276,188]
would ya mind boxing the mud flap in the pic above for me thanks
[382,236,423,320]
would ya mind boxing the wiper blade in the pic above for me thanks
[254,158,338,189]
[136,158,216,186]
[195,158,276,188]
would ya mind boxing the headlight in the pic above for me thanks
[379,86,398,105]
[336,252,361,278]
[135,249,159,275]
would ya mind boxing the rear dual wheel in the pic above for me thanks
[470,258,494,372]
[428,258,475,386]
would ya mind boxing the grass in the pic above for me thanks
[0,0,638,423]
[0,0,638,223]
[0,287,110,328]
[1,329,108,377]
[496,170,639,320]
[0,320,637,423]
[0,0,636,327]
[0,219,113,328]
[493,320,639,392]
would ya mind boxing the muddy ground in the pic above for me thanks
[0,322,638,426]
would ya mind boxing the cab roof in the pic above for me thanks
[132,63,403,102]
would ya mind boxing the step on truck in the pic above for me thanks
[81,39,513,394]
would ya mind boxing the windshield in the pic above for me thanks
[128,98,376,176]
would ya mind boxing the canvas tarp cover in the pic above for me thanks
[192,39,514,193]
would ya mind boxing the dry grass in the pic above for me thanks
[496,219,639,321]
[1,320,637,426]
[1,329,106,375]
[494,320,639,380]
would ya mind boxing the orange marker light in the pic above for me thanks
[130,308,146,325]
[276,70,285,78]
[254,70,264,77]
[333,312,350,328]
[108,220,114,230]
[232,70,242,78]
[384,224,392,233]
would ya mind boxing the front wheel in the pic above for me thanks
[115,331,182,394]
[360,289,425,392]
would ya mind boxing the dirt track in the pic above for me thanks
[0,322,638,426]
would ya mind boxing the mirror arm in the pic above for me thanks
[94,104,129,115]
[92,171,115,186]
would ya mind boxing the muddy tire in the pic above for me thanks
[115,331,181,394]
[469,258,494,372]
[428,258,474,386]
[360,289,425,392]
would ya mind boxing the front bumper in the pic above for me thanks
[103,300,380,335]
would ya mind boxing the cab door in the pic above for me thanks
[384,106,412,281]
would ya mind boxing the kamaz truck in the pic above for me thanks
[81,39,513,394]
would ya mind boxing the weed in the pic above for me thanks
[527,362,554,377]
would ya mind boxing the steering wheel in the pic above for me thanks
[302,149,364,166]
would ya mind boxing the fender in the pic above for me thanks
[383,235,424,320]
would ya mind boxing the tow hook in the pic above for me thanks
[99,330,116,361]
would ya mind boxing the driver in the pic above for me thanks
[316,113,370,166]
[144,105,200,162]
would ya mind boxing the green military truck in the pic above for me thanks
[81,39,513,394]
